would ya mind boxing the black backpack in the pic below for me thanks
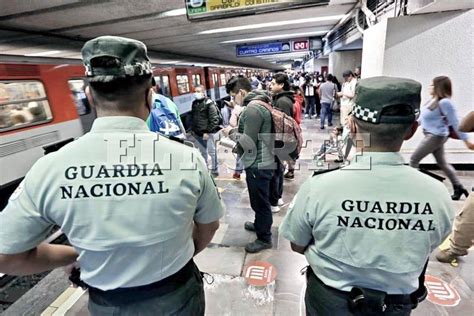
[204,98,224,130]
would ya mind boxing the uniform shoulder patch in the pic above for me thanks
[312,167,340,177]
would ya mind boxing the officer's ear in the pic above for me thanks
[404,121,419,141]
[146,87,154,111]
[85,86,95,109]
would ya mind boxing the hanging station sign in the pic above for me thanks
[185,0,330,21]
[236,39,309,57]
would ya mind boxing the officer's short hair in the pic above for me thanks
[87,56,152,105]
[226,76,252,94]
[354,104,414,147]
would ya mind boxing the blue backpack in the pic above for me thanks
[148,95,184,139]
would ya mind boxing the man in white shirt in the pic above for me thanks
[337,70,357,127]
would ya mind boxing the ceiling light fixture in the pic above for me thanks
[221,31,330,44]
[157,60,180,64]
[25,50,63,57]
[199,15,344,34]
[161,8,186,17]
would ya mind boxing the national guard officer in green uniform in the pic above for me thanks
[0,36,224,315]
[280,77,454,315]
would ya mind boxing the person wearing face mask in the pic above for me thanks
[0,36,224,315]
[226,76,275,253]
[190,85,221,177]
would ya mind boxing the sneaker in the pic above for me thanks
[244,221,256,232]
[284,171,294,180]
[328,124,333,127]
[245,239,272,253]
[436,249,461,263]
[320,126,325,130]
[311,114,317,119]
[233,173,241,180]
[271,206,280,213]
[277,198,284,206]
[304,114,309,118]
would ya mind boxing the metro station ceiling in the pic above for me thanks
[0,0,357,69]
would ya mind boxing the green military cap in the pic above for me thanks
[81,36,152,82]
[352,76,421,124]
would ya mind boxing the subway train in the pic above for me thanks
[0,61,262,209]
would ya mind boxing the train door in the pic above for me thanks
[212,72,220,100]
[154,74,172,99]
[218,71,227,99]
[321,66,328,77]
[67,79,95,133]
[191,73,201,89]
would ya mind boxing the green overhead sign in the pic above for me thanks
[185,0,330,21]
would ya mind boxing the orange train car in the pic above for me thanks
[0,63,91,207]
[0,62,261,207]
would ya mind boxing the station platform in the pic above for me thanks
[3,116,473,316]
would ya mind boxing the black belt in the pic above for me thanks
[306,267,416,311]
[87,259,198,306]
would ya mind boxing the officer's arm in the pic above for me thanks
[0,244,78,276]
[0,171,79,276]
[290,243,306,254]
[193,220,219,255]
[279,181,315,255]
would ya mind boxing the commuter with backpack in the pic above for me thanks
[227,76,274,253]
[227,76,302,253]
[270,73,295,210]
[191,85,221,177]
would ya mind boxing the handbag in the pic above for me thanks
[438,105,460,139]
[331,84,340,111]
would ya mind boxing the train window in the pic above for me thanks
[220,74,226,86]
[192,74,201,87]
[68,80,91,116]
[0,80,53,132]
[212,73,218,85]
[154,75,171,98]
[176,75,190,94]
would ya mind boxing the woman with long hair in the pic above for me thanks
[410,76,474,200]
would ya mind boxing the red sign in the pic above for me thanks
[425,275,461,307]
[243,261,277,286]
[292,40,309,51]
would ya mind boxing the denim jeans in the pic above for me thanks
[235,154,244,174]
[207,133,218,172]
[410,132,461,187]
[194,134,218,172]
[245,167,273,243]
[305,96,316,116]
[320,102,333,127]
[269,159,283,206]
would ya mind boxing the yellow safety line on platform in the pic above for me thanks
[41,286,85,316]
